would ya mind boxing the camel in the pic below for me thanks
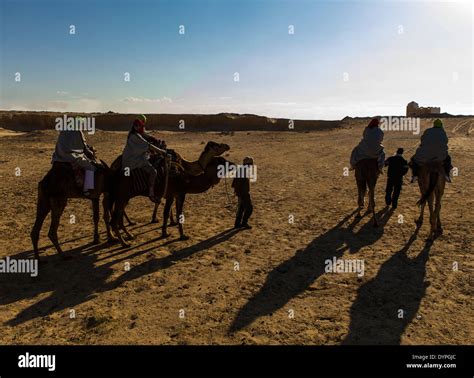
[107,141,230,247]
[31,157,113,261]
[150,201,165,224]
[160,156,235,240]
[415,161,445,241]
[355,158,380,227]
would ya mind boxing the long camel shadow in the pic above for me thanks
[1,246,115,326]
[342,226,431,345]
[229,208,394,333]
[19,220,158,259]
[2,226,237,326]
[107,227,240,290]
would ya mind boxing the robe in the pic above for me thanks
[350,127,385,167]
[52,130,96,171]
[413,127,449,163]
[122,132,153,170]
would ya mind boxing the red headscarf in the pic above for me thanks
[133,119,145,134]
[367,118,380,129]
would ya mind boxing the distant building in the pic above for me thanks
[406,101,440,117]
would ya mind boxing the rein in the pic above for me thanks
[223,175,237,213]
[162,155,171,198]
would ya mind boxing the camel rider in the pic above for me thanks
[52,119,97,195]
[130,115,167,149]
[350,118,385,173]
[122,114,167,201]
[410,119,452,183]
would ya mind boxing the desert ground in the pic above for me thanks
[0,117,472,345]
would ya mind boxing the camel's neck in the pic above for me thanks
[179,152,213,176]
[180,160,202,175]
[184,167,221,194]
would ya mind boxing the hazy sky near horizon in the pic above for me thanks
[0,0,472,119]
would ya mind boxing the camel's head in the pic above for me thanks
[203,141,230,157]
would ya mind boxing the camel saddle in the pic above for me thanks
[52,161,102,189]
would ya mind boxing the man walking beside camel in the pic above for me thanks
[232,157,254,229]
[384,148,409,209]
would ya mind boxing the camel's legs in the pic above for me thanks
[151,202,160,223]
[31,195,51,260]
[437,177,445,236]
[434,195,443,236]
[427,195,436,241]
[355,174,366,218]
[124,210,136,226]
[170,205,177,226]
[119,212,135,240]
[102,194,117,242]
[368,185,378,227]
[357,186,366,209]
[416,201,425,226]
[161,198,173,237]
[176,194,188,240]
[111,201,130,247]
[416,180,426,226]
[48,197,67,257]
[436,212,443,235]
[152,202,175,225]
[92,198,100,244]
[436,193,443,235]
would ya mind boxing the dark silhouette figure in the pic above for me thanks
[384,148,409,209]
[232,157,254,229]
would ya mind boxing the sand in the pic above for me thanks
[0,117,472,345]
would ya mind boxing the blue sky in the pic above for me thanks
[0,0,472,119]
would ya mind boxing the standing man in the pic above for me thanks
[384,148,409,209]
[232,157,254,229]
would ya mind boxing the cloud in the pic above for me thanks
[264,102,298,106]
[47,100,69,109]
[123,96,172,103]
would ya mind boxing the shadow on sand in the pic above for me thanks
[1,241,115,326]
[342,226,431,344]
[229,207,395,333]
[107,227,240,289]
[1,227,239,326]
